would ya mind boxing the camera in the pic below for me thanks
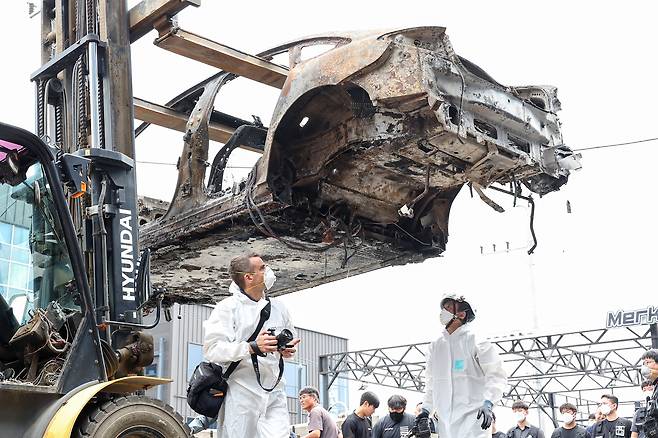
[267,328,294,351]
[409,417,431,438]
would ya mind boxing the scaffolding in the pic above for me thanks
[319,324,657,423]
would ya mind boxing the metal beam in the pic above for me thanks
[132,97,267,151]
[320,325,653,410]
[154,26,288,88]
[128,0,201,43]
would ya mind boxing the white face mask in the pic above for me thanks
[641,365,655,380]
[560,412,575,425]
[514,411,526,423]
[264,266,276,290]
[439,308,455,326]
[599,404,611,416]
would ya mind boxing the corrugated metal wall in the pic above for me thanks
[286,327,348,424]
[147,303,348,426]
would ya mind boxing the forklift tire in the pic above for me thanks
[74,394,191,437]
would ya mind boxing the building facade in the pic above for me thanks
[144,303,349,425]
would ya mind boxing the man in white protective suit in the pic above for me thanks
[203,252,301,438]
[416,293,508,438]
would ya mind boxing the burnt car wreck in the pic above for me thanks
[137,26,581,303]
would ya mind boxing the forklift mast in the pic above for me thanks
[34,0,140,347]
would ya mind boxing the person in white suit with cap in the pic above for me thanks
[416,293,508,438]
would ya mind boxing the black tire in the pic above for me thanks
[74,394,191,438]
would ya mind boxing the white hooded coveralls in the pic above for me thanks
[422,324,508,438]
[203,282,294,438]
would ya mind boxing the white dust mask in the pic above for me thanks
[641,365,653,379]
[599,404,611,416]
[264,266,276,290]
[514,411,526,423]
[439,308,455,326]
[560,412,575,424]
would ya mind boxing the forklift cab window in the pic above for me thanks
[0,142,78,323]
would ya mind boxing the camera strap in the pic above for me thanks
[223,298,272,380]
[251,351,285,392]
[248,299,285,392]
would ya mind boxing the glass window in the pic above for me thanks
[0,222,11,244]
[0,162,79,323]
[12,227,28,246]
[284,362,307,399]
[8,263,29,289]
[144,363,158,377]
[12,248,30,264]
[0,242,10,259]
[327,376,349,416]
[187,343,204,379]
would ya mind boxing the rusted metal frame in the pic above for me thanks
[128,0,200,43]
[163,73,233,219]
[132,97,258,148]
[154,25,288,88]
[207,125,267,193]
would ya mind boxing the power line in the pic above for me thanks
[573,137,658,152]
[136,136,658,167]
[136,160,254,169]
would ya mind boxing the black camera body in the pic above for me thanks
[267,328,294,351]
[409,417,431,438]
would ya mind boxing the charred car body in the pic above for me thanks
[140,26,581,302]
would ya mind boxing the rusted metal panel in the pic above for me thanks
[154,26,288,88]
[139,26,581,304]
[128,0,200,43]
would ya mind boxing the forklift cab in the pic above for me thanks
[0,139,78,324]
[0,123,187,437]
[0,121,107,386]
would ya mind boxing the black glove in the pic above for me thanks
[476,400,494,430]
[415,408,429,422]
[410,409,431,438]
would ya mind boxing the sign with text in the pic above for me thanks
[606,306,658,328]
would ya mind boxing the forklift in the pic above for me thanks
[0,1,199,436]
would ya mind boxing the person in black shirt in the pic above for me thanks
[342,391,379,438]
[507,400,545,438]
[635,349,658,438]
[551,402,587,438]
[372,395,415,438]
[631,380,655,438]
[590,394,632,438]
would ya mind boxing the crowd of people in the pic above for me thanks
[191,252,658,438]
[288,384,656,438]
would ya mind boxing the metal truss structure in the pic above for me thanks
[319,324,658,422]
